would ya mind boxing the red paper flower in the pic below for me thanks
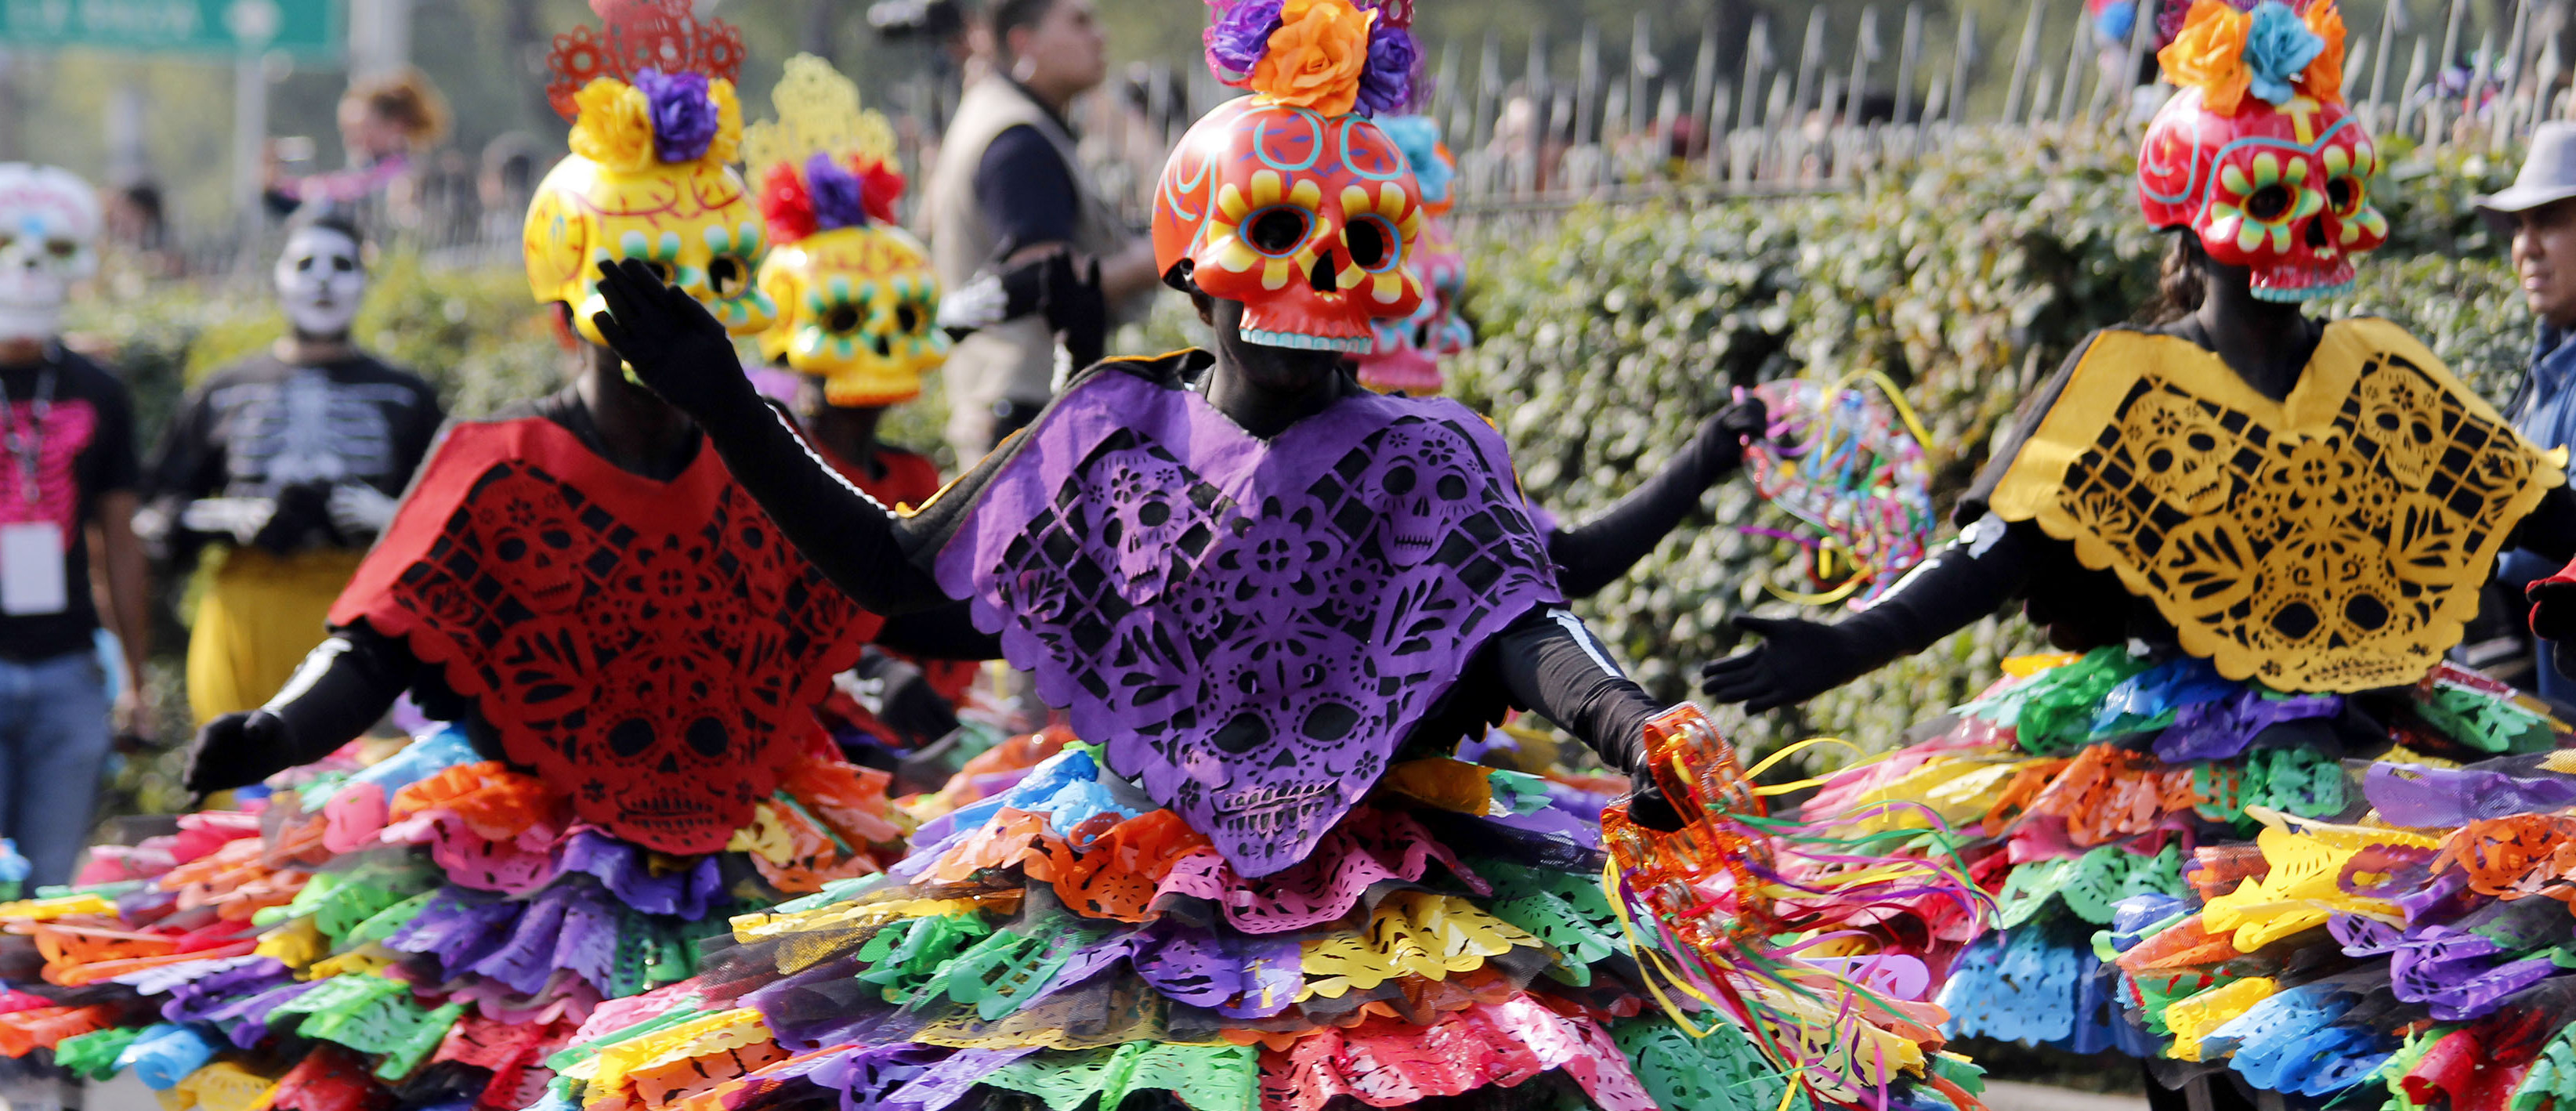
[853,156,906,226]
[760,161,817,244]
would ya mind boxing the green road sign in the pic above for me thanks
[0,0,341,58]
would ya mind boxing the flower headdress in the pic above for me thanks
[744,54,906,244]
[547,0,747,172]
[2157,0,2346,116]
[1204,0,1419,117]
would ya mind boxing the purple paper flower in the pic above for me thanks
[1355,22,1418,115]
[634,67,718,164]
[805,153,867,230]
[1205,0,1285,83]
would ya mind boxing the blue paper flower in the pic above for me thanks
[2241,0,2325,105]
[805,154,866,231]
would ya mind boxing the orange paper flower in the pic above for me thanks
[2159,0,2254,117]
[2301,0,2348,107]
[1250,0,1377,118]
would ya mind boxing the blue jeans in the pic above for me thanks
[0,653,109,888]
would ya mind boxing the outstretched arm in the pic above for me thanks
[185,629,416,794]
[1489,606,1686,830]
[588,258,950,616]
[1547,399,1766,599]
[1699,512,2032,712]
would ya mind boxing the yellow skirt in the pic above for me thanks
[186,547,369,726]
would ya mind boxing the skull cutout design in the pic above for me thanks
[1188,617,1388,874]
[1357,215,1471,393]
[1154,97,1426,353]
[469,472,584,614]
[2130,392,2234,515]
[1093,447,1219,603]
[2359,368,2442,487]
[526,154,774,344]
[0,165,99,344]
[754,225,946,407]
[1364,425,1480,567]
[2138,92,2388,302]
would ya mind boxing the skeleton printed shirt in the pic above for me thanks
[146,353,442,557]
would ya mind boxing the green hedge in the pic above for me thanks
[1448,128,2530,765]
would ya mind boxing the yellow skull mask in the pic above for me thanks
[743,53,946,408]
[756,225,947,407]
[524,70,776,345]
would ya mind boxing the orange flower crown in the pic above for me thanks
[2157,0,2347,117]
[1204,0,1417,118]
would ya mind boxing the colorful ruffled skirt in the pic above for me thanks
[0,726,903,1111]
[1798,645,2571,1102]
[528,738,1988,1111]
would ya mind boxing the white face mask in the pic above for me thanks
[273,226,367,339]
[0,165,99,344]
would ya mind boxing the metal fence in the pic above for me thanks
[212,0,2558,273]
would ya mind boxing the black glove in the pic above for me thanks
[184,710,299,795]
[589,258,765,425]
[868,656,962,749]
[1699,613,1890,713]
[1628,768,1687,832]
[1695,395,1769,479]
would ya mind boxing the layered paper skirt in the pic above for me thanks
[530,738,1990,1111]
[1798,646,2576,1104]
[0,727,903,1111]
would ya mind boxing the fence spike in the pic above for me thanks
[1793,7,1828,125]
[1948,8,1977,126]
[1847,5,1881,125]
[2003,0,2043,125]
[2431,0,2467,139]
[1576,20,1601,154]
[1631,11,1653,140]
[2054,4,2087,124]
[2368,0,2400,128]
[2401,34,2429,138]
[2499,0,2532,147]
[1740,16,1771,133]
[1895,2,1924,126]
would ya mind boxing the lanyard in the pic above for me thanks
[0,365,55,506]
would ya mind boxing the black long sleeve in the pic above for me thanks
[187,627,419,793]
[263,628,415,758]
[2513,483,2576,568]
[1830,512,2035,663]
[689,393,954,617]
[875,600,1004,660]
[1490,606,1665,775]
[1546,407,1753,599]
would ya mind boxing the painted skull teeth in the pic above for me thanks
[1154,97,1428,354]
[754,225,948,407]
[2139,90,2390,303]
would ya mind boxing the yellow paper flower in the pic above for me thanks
[570,78,656,172]
[704,78,744,166]
[1250,0,1376,118]
[2301,0,2347,107]
[2158,0,2254,117]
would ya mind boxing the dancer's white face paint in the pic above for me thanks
[0,165,100,344]
[274,226,367,339]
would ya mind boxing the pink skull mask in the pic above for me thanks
[1154,97,1427,353]
[1357,215,1470,393]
